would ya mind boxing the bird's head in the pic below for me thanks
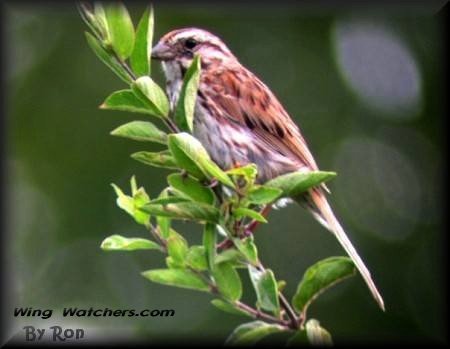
[152,28,236,69]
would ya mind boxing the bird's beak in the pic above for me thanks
[151,42,173,60]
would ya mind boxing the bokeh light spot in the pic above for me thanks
[333,20,422,119]
[333,137,421,241]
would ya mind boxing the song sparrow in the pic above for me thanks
[152,28,384,310]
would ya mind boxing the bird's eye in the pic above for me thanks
[184,38,198,49]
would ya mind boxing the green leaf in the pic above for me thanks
[203,223,216,271]
[84,32,131,84]
[265,171,337,197]
[156,189,171,239]
[78,3,104,40]
[234,207,267,223]
[167,133,206,179]
[248,266,280,315]
[167,133,234,187]
[130,6,154,76]
[186,246,208,271]
[101,90,158,115]
[140,201,220,223]
[111,183,134,216]
[225,321,285,345]
[110,120,167,144]
[142,269,210,292]
[93,3,109,40]
[168,173,215,205]
[100,234,161,251]
[305,319,333,346]
[292,256,356,315]
[226,163,258,184]
[248,186,283,205]
[131,151,178,170]
[175,55,201,132]
[215,249,245,266]
[132,76,170,118]
[210,299,252,318]
[200,158,235,189]
[232,237,258,266]
[212,262,242,301]
[146,196,191,205]
[130,175,138,195]
[111,180,150,225]
[104,2,135,60]
[287,330,308,346]
[132,187,151,225]
[166,234,189,267]
[165,256,178,269]
[277,280,287,292]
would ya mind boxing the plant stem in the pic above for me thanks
[111,51,137,81]
[256,262,300,330]
[164,116,180,133]
[146,222,167,251]
[234,301,289,327]
[279,293,300,329]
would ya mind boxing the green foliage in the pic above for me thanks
[104,3,135,60]
[203,223,216,270]
[186,246,208,271]
[266,171,337,197]
[168,133,234,187]
[232,237,259,266]
[141,269,210,292]
[292,256,356,317]
[111,176,150,225]
[247,185,283,205]
[167,173,215,204]
[101,234,162,251]
[175,55,201,132]
[166,232,189,267]
[234,207,268,223]
[110,120,167,144]
[130,7,154,76]
[225,321,285,345]
[132,76,170,118]
[84,32,132,83]
[140,201,220,223]
[212,262,243,301]
[80,3,355,345]
[101,90,156,115]
[305,319,333,346]
[131,151,178,169]
[248,265,280,315]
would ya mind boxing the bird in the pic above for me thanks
[151,27,384,311]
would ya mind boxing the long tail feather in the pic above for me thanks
[301,189,385,311]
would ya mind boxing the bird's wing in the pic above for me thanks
[201,66,320,172]
[201,65,384,310]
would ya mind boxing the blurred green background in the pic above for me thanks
[3,1,446,345]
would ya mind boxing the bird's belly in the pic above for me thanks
[193,104,299,183]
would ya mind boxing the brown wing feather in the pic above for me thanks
[202,66,320,173]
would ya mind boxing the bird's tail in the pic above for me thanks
[298,188,385,311]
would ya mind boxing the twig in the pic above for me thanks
[279,293,300,329]
[244,204,272,236]
[217,238,234,250]
[256,261,300,330]
[234,301,290,327]
[146,222,167,251]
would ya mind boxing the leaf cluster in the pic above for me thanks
[80,2,354,345]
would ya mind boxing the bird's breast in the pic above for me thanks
[162,61,184,109]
